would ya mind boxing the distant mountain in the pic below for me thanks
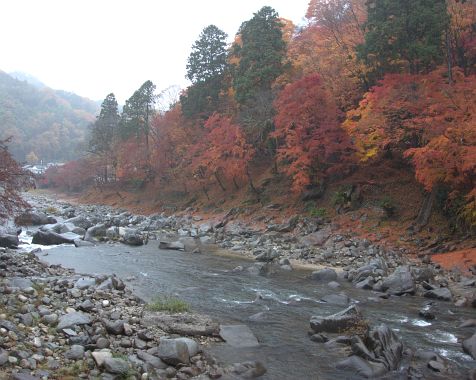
[8,71,47,89]
[0,70,99,163]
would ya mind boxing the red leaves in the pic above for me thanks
[273,74,354,192]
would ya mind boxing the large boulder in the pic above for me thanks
[463,333,476,359]
[0,233,19,248]
[219,325,259,348]
[311,268,338,282]
[424,287,452,301]
[381,266,415,295]
[299,226,332,247]
[15,211,50,226]
[366,324,403,370]
[157,338,190,365]
[121,228,143,246]
[310,305,366,334]
[84,224,107,242]
[32,231,74,245]
[57,312,91,330]
[65,215,93,230]
[336,356,387,378]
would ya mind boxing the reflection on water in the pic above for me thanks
[31,241,476,380]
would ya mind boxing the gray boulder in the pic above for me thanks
[121,228,143,246]
[299,227,332,246]
[65,215,93,230]
[103,357,129,374]
[15,211,50,226]
[311,268,338,282]
[463,333,476,359]
[157,338,190,365]
[219,325,259,348]
[320,293,350,306]
[424,287,452,301]
[381,266,415,295]
[84,224,107,242]
[336,356,387,378]
[310,305,366,334]
[57,312,91,330]
[0,233,19,248]
[32,231,74,245]
[65,345,85,360]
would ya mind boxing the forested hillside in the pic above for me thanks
[46,0,476,234]
[0,71,98,162]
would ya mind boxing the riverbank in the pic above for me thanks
[1,191,475,379]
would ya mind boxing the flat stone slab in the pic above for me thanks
[141,311,218,336]
[219,324,259,348]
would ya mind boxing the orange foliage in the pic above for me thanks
[344,67,476,162]
[273,74,354,192]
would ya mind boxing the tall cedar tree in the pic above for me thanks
[231,6,286,144]
[89,93,120,182]
[120,81,157,175]
[358,0,449,80]
[181,25,228,118]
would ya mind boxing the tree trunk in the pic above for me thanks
[232,176,239,190]
[214,171,226,192]
[202,186,210,200]
[414,186,438,231]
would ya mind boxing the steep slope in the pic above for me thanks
[0,71,99,162]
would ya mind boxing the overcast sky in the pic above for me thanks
[1,0,310,103]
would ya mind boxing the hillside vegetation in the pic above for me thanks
[44,0,476,238]
[0,71,98,162]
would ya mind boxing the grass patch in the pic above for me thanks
[146,295,190,313]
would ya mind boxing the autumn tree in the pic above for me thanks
[0,138,29,219]
[358,0,449,80]
[273,74,354,193]
[192,113,256,193]
[181,25,229,118]
[280,0,368,111]
[89,93,120,182]
[231,6,286,143]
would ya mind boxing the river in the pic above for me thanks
[23,234,475,379]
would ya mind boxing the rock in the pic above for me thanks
[299,227,332,246]
[327,281,341,289]
[78,299,95,312]
[336,356,387,378]
[158,338,190,365]
[104,320,125,335]
[15,211,50,226]
[311,268,337,282]
[255,249,280,262]
[65,344,84,360]
[57,312,91,330]
[0,233,19,248]
[159,241,185,251]
[121,228,144,246]
[424,287,452,301]
[137,350,168,369]
[65,215,93,230]
[9,277,34,290]
[320,293,350,306]
[32,231,75,245]
[92,350,112,367]
[219,325,259,348]
[103,357,129,374]
[0,348,8,366]
[74,239,94,247]
[11,373,42,380]
[231,361,267,378]
[95,337,110,349]
[460,319,476,328]
[84,224,107,242]
[111,275,125,291]
[463,333,476,359]
[75,277,96,289]
[310,305,366,334]
[310,334,329,343]
[141,311,219,336]
[174,337,200,357]
[381,266,415,295]
[428,360,445,372]
[367,324,403,370]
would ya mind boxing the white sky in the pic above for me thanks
[1,0,310,103]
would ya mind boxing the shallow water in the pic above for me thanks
[30,240,476,379]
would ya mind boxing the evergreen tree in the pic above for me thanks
[181,25,228,119]
[89,93,119,182]
[358,0,449,79]
[120,80,157,152]
[232,6,286,105]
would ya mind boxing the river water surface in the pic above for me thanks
[25,236,475,379]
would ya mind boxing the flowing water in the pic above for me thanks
[22,233,476,379]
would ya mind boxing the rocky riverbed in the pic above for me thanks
[0,192,475,379]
